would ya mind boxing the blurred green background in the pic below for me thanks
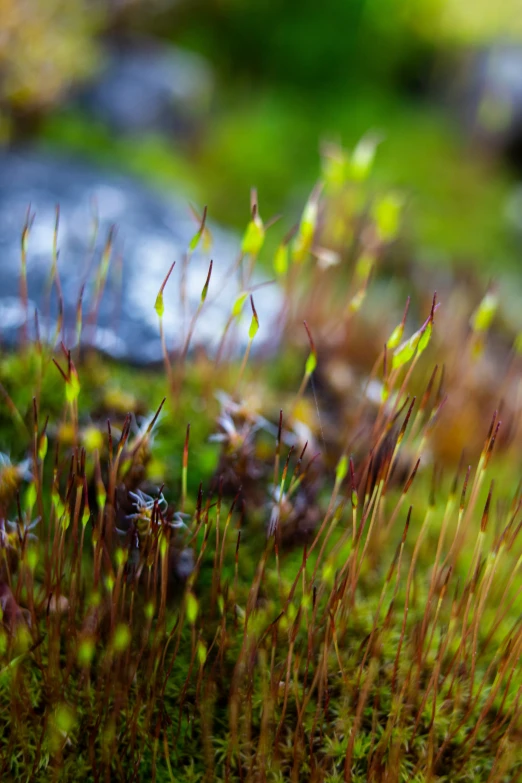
[1,0,522,269]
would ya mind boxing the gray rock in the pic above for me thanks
[454,45,522,150]
[0,150,282,363]
[74,39,213,136]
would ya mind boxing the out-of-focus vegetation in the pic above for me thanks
[0,0,100,116]
[41,96,516,271]
[0,1,175,124]
[12,0,517,270]
[0,0,522,267]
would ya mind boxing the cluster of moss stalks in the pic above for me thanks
[1,140,522,782]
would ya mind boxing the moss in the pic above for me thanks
[41,84,516,271]
[1,144,522,780]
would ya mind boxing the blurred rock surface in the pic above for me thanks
[0,150,280,363]
[72,38,214,137]
[454,45,522,156]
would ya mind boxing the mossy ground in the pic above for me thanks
[1,157,522,782]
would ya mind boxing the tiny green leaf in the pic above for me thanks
[96,481,106,510]
[232,292,248,318]
[113,624,131,653]
[54,704,76,735]
[387,323,405,351]
[65,371,80,404]
[78,638,95,667]
[387,296,411,351]
[322,561,334,587]
[336,455,348,484]
[154,291,164,318]
[248,296,259,340]
[38,433,48,461]
[188,231,201,252]
[25,482,37,512]
[392,318,433,370]
[322,145,349,187]
[83,426,104,452]
[25,546,38,572]
[373,192,403,242]
[350,135,380,181]
[274,243,289,276]
[471,291,498,334]
[115,548,127,569]
[349,289,366,313]
[201,260,213,303]
[241,219,265,256]
[105,574,115,592]
[160,532,168,557]
[188,206,208,252]
[354,252,374,283]
[416,320,432,355]
[197,640,207,666]
[186,592,199,625]
[155,260,175,318]
[305,352,317,376]
[293,188,320,264]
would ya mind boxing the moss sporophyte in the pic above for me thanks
[1,140,522,781]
